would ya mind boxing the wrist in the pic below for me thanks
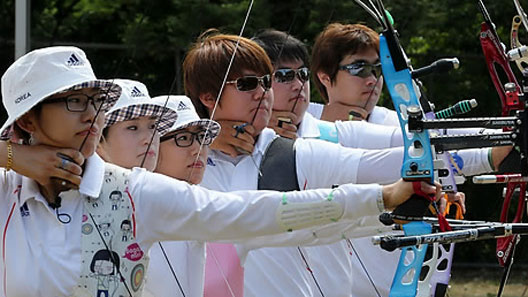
[381,184,393,210]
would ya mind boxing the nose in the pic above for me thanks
[252,85,267,100]
[365,73,378,86]
[291,76,305,91]
[190,137,201,155]
[81,100,98,123]
[142,129,157,146]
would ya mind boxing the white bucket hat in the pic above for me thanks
[104,79,178,136]
[152,95,220,139]
[0,46,122,140]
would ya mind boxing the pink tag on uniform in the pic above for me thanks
[123,243,144,261]
[203,243,244,297]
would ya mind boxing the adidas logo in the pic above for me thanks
[206,157,216,166]
[130,86,145,97]
[20,202,30,217]
[66,53,84,66]
[177,101,190,111]
[14,92,31,104]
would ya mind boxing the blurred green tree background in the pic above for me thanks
[1,0,527,269]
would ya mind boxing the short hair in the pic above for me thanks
[311,23,380,103]
[252,29,309,67]
[109,190,122,199]
[90,250,120,274]
[183,29,274,119]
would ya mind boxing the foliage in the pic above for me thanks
[1,0,528,265]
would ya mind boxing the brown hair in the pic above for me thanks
[183,30,274,118]
[311,23,379,103]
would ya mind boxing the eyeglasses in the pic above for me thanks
[226,74,272,92]
[42,93,108,112]
[160,130,213,147]
[274,67,310,84]
[338,62,382,79]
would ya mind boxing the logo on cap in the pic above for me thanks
[177,101,190,111]
[14,92,31,104]
[130,86,145,98]
[66,53,84,66]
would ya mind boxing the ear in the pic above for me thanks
[15,112,37,134]
[198,93,216,112]
[317,71,332,89]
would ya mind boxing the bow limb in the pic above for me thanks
[478,1,528,296]
[377,6,437,297]
[372,1,467,296]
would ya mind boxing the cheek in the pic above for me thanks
[271,85,289,109]
[105,130,138,161]
[158,144,188,176]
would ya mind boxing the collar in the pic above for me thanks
[18,153,105,206]
[297,112,322,139]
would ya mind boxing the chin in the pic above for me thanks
[189,172,205,185]
[80,146,96,159]
[145,157,159,172]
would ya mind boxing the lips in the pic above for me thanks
[188,160,204,168]
[252,104,270,113]
[289,95,306,103]
[77,126,99,136]
[138,150,156,158]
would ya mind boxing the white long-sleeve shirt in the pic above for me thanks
[299,107,497,296]
[0,153,386,297]
[201,128,404,297]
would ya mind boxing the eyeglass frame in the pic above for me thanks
[160,129,213,147]
[41,93,108,112]
[225,74,272,92]
[338,61,382,79]
[273,67,310,84]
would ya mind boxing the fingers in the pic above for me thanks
[56,155,83,176]
[58,149,85,166]
[210,120,256,157]
[228,138,255,155]
[438,195,447,214]
[417,181,438,197]
[445,192,466,214]
[272,126,297,139]
[347,106,369,121]
[49,173,81,189]
[271,111,297,126]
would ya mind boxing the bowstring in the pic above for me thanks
[182,2,255,296]
[74,8,151,297]
[186,0,255,183]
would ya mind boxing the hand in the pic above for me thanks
[438,191,466,215]
[209,120,256,157]
[491,145,514,171]
[347,106,369,121]
[11,143,84,188]
[382,180,441,210]
[268,110,298,139]
[320,102,369,122]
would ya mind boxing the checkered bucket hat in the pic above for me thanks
[0,46,121,140]
[104,79,178,136]
[151,95,220,140]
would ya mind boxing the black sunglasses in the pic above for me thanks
[338,62,382,79]
[274,67,310,84]
[160,130,213,147]
[42,93,108,112]
[226,74,272,92]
